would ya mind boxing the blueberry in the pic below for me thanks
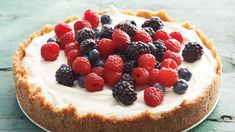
[153,83,165,93]
[101,14,112,25]
[88,49,100,64]
[149,43,157,55]
[47,37,58,43]
[178,68,192,81]
[93,28,101,39]
[94,59,105,67]
[77,75,85,88]
[173,79,188,94]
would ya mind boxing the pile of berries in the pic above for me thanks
[40,9,204,107]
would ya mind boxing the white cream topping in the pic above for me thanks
[22,9,217,117]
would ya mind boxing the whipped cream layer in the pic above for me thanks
[23,9,217,117]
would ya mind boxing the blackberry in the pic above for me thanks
[155,61,160,69]
[141,17,164,31]
[143,27,155,38]
[112,81,137,105]
[93,28,101,39]
[55,64,76,87]
[75,28,95,43]
[124,60,136,73]
[100,24,114,39]
[119,74,135,86]
[149,43,157,55]
[80,39,97,55]
[125,41,150,60]
[124,20,137,26]
[178,68,192,81]
[101,14,112,25]
[115,21,137,37]
[173,79,188,94]
[153,40,167,62]
[182,42,204,62]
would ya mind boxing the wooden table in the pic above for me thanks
[1,0,235,131]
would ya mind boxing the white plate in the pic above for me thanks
[16,91,220,132]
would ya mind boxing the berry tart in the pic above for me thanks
[13,7,222,131]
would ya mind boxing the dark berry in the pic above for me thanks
[182,42,204,62]
[149,43,157,55]
[75,28,95,43]
[173,79,188,94]
[47,37,59,44]
[153,40,167,62]
[112,81,137,105]
[125,20,137,26]
[155,61,160,69]
[93,28,101,39]
[80,39,97,55]
[101,14,112,25]
[153,83,165,93]
[178,68,192,81]
[55,64,76,87]
[115,21,137,37]
[143,27,155,38]
[77,75,85,88]
[94,59,105,67]
[119,73,135,86]
[88,49,100,65]
[124,60,136,73]
[142,17,164,31]
[125,41,150,60]
[100,24,114,39]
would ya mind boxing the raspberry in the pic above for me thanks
[133,30,153,44]
[160,58,178,70]
[59,31,76,49]
[124,60,136,73]
[83,9,100,29]
[173,79,188,94]
[80,39,97,55]
[100,14,112,25]
[178,68,192,81]
[131,67,149,85]
[104,70,122,86]
[84,73,104,92]
[144,87,164,107]
[157,67,178,87]
[41,42,59,61]
[148,69,160,85]
[115,21,137,37]
[142,17,164,31]
[143,27,155,38]
[119,73,135,86]
[67,49,81,67]
[54,23,72,39]
[55,64,76,87]
[125,41,150,60]
[170,31,183,44]
[72,57,91,75]
[75,28,95,43]
[112,29,131,51]
[98,38,115,59]
[152,40,167,62]
[154,29,171,41]
[164,39,181,53]
[138,54,156,71]
[100,24,114,39]
[104,55,124,72]
[182,42,204,62]
[91,67,104,78]
[112,81,137,105]
[64,42,79,56]
[74,20,92,31]
[163,50,182,66]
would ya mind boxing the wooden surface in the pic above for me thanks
[1,0,235,131]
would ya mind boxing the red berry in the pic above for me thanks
[59,31,76,49]
[91,67,104,78]
[160,58,178,70]
[131,67,149,85]
[112,29,131,51]
[157,67,178,87]
[72,57,91,75]
[170,31,183,43]
[163,50,182,66]
[83,9,100,29]
[55,23,72,39]
[165,39,181,53]
[98,38,116,59]
[138,54,156,71]
[41,42,59,61]
[148,69,160,85]
[104,55,124,72]
[144,87,164,107]
[154,29,171,41]
[133,30,153,44]
[67,49,81,67]
[84,73,104,92]
[74,20,92,31]
[104,70,122,86]
[64,42,79,56]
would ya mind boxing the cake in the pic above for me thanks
[12,7,222,131]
